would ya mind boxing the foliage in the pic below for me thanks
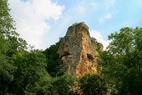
[0,55,17,95]
[43,41,63,77]
[79,73,108,95]
[72,22,78,26]
[8,50,52,95]
[91,37,103,51]
[101,27,142,95]
[0,0,27,94]
[107,27,142,68]
[0,0,16,36]
[50,73,77,95]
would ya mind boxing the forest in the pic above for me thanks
[1,0,142,95]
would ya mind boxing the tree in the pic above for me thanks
[8,50,52,95]
[101,27,142,95]
[0,0,16,36]
[79,73,108,95]
[50,73,77,95]
[0,0,19,94]
[43,41,63,77]
[107,27,142,68]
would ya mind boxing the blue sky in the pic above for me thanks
[8,0,142,50]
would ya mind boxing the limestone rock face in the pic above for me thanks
[58,22,102,76]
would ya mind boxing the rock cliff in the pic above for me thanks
[58,22,103,77]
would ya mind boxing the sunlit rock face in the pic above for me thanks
[58,22,103,77]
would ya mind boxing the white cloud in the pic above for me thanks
[90,30,110,50]
[99,13,113,23]
[105,0,116,9]
[74,5,87,17]
[90,0,116,10]
[90,0,116,23]
[90,2,100,8]
[8,0,64,49]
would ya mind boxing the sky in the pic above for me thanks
[8,0,142,50]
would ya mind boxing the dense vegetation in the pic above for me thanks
[100,27,142,95]
[1,0,142,95]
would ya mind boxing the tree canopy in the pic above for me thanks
[100,27,142,95]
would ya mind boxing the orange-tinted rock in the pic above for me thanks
[58,22,102,77]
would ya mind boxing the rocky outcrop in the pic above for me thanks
[58,22,103,77]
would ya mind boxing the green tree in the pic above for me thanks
[8,50,52,95]
[107,27,142,68]
[0,0,17,36]
[79,73,108,95]
[101,27,142,95]
[0,0,24,94]
[43,41,63,77]
[0,0,27,55]
[50,73,77,95]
